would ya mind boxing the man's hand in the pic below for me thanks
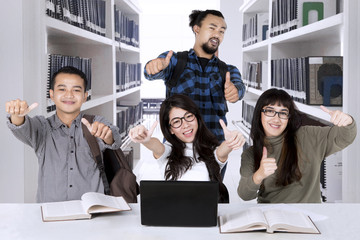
[82,118,114,145]
[129,121,158,144]
[320,105,353,127]
[253,147,277,185]
[224,72,239,103]
[5,99,38,126]
[145,51,173,75]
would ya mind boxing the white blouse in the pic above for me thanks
[156,142,226,181]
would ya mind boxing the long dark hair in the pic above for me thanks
[250,89,302,186]
[159,94,229,202]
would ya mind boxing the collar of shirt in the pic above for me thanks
[50,112,84,130]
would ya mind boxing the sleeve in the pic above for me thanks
[6,115,45,154]
[237,148,261,201]
[93,115,122,151]
[214,147,227,170]
[156,143,172,172]
[228,64,246,101]
[299,118,357,160]
[143,51,177,82]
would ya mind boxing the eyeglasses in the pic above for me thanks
[169,112,196,128]
[261,108,290,119]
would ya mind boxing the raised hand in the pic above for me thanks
[145,51,173,75]
[219,119,246,150]
[81,118,114,145]
[253,147,277,185]
[224,72,239,103]
[320,105,353,127]
[5,99,38,117]
[129,121,158,144]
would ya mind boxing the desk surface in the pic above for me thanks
[0,202,359,240]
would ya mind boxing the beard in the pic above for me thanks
[201,41,218,55]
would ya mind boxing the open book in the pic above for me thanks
[219,207,320,234]
[41,192,131,222]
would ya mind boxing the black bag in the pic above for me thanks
[166,51,228,98]
[82,114,139,203]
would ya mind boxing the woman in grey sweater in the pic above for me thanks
[238,88,356,203]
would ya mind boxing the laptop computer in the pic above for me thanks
[140,180,219,227]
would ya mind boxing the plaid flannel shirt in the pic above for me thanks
[144,49,245,142]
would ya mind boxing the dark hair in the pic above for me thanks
[50,66,88,92]
[189,9,224,33]
[250,88,302,186]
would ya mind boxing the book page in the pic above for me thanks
[219,207,268,233]
[42,200,90,221]
[81,192,131,213]
[264,209,318,233]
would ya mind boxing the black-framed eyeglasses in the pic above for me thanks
[261,108,290,119]
[169,112,196,128]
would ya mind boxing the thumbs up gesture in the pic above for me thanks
[81,118,114,145]
[145,51,173,75]
[320,105,353,127]
[6,99,38,126]
[224,72,239,103]
[253,147,277,185]
[129,121,158,144]
[219,119,246,150]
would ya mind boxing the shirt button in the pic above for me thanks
[70,136,74,139]
[69,185,73,188]
[70,168,73,170]
[71,150,74,153]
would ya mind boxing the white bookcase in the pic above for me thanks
[237,0,360,202]
[0,0,141,202]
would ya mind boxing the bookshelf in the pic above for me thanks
[237,0,360,202]
[1,0,141,202]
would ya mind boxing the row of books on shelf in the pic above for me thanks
[243,0,340,46]
[271,56,343,106]
[114,8,139,48]
[242,13,269,47]
[117,102,143,140]
[116,62,142,92]
[46,0,106,37]
[47,54,92,112]
[271,0,340,37]
[243,61,267,90]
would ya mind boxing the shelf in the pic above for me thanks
[295,103,341,122]
[114,0,141,15]
[116,86,141,98]
[46,17,113,46]
[270,13,343,45]
[242,39,269,53]
[81,95,114,111]
[121,136,132,150]
[115,41,140,53]
[239,0,268,13]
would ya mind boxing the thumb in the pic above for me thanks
[19,102,39,117]
[219,119,231,140]
[224,72,231,88]
[148,121,158,136]
[163,50,173,67]
[320,105,332,116]
[81,118,92,131]
[262,147,268,160]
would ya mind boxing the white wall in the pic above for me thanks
[139,0,220,98]
[0,1,26,203]
[220,0,244,126]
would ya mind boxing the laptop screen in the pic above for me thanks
[140,180,219,227]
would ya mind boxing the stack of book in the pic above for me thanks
[271,56,343,106]
[47,54,92,112]
[116,62,142,92]
[117,102,143,140]
[114,8,139,48]
[46,0,106,37]
[242,13,269,47]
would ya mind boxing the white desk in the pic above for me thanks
[0,203,359,240]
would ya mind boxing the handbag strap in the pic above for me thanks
[81,114,111,195]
